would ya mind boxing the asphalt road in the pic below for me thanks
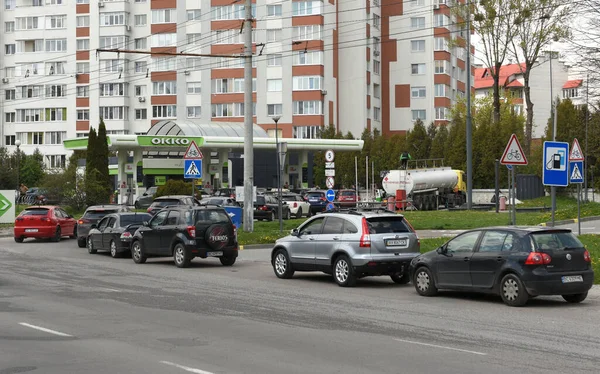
[1,238,600,374]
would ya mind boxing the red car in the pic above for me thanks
[14,206,77,243]
[336,189,360,207]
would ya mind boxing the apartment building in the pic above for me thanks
[0,0,470,168]
[474,52,576,139]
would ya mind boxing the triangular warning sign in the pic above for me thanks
[185,161,201,176]
[500,134,528,165]
[569,138,584,161]
[571,163,583,181]
[184,141,203,159]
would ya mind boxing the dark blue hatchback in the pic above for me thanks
[305,190,328,215]
[409,227,593,307]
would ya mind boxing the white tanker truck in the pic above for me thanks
[381,167,466,210]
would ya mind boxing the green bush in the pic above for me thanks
[155,179,198,199]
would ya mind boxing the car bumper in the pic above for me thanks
[523,269,594,296]
[185,244,239,259]
[117,239,133,252]
[254,210,272,219]
[353,259,413,276]
[309,205,326,213]
[77,226,91,240]
[14,226,55,238]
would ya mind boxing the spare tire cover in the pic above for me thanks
[205,224,230,250]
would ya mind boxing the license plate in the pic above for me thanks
[562,275,583,283]
[207,251,223,257]
[25,229,38,233]
[386,239,407,246]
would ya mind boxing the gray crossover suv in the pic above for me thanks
[270,210,420,287]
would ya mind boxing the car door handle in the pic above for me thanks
[308,236,315,240]
[333,236,340,240]
[496,256,504,262]
[463,257,470,262]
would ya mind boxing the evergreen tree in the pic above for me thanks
[97,119,112,201]
[430,125,449,160]
[405,119,430,161]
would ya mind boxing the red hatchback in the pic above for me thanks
[14,206,77,243]
[336,189,360,207]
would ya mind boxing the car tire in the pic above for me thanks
[272,249,294,279]
[562,292,588,303]
[77,237,86,248]
[296,208,302,219]
[134,202,140,209]
[413,267,438,296]
[284,209,290,220]
[87,236,97,254]
[220,255,236,266]
[500,273,529,307]
[390,273,411,284]
[333,255,357,287]
[14,237,23,243]
[69,226,77,239]
[110,240,120,258]
[51,227,61,242]
[173,243,191,268]
[131,241,147,264]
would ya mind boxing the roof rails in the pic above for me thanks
[320,206,396,215]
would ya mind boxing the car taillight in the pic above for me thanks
[260,205,269,211]
[120,232,132,239]
[584,250,591,262]
[147,207,152,213]
[525,252,552,265]
[417,238,421,250]
[359,217,371,248]
[40,217,49,222]
[186,226,196,238]
[16,217,23,221]
[78,219,89,225]
[233,224,238,242]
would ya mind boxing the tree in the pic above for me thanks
[567,1,599,99]
[405,119,431,161]
[97,119,111,191]
[456,0,517,125]
[155,179,195,198]
[85,123,111,205]
[430,125,449,160]
[19,148,45,187]
[509,0,572,155]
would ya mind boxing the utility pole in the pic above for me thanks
[550,51,557,226]
[242,0,255,232]
[465,0,473,209]
[585,73,589,202]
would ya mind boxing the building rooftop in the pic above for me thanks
[474,63,527,89]
[148,120,269,138]
[563,79,583,89]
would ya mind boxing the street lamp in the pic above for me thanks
[272,115,283,233]
[15,139,21,202]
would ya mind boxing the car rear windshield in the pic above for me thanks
[153,199,180,207]
[187,210,230,225]
[255,196,266,205]
[366,217,412,234]
[531,232,584,250]
[120,214,151,226]
[84,210,118,219]
[307,192,323,198]
[340,191,355,196]
[21,208,49,216]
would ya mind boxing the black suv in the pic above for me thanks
[130,206,238,268]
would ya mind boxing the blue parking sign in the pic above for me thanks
[543,141,569,187]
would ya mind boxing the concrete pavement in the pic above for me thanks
[1,238,600,373]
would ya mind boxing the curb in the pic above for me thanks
[239,243,274,250]
[538,215,600,227]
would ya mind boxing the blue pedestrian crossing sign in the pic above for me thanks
[543,141,569,187]
[570,161,584,184]
[184,159,202,179]
[326,189,336,202]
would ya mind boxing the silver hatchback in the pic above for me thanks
[271,211,421,287]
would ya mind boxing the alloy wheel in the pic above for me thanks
[274,253,287,275]
[335,259,349,283]
[132,242,141,261]
[174,246,185,266]
[110,241,117,257]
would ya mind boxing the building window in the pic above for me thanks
[411,110,426,121]
[5,112,16,123]
[135,109,147,120]
[45,131,66,145]
[411,63,425,75]
[434,37,448,52]
[76,63,90,74]
[434,60,447,74]
[5,21,15,32]
[434,84,447,97]
[5,89,15,100]
[45,108,67,121]
[267,79,283,92]
[267,29,282,42]
[373,14,380,29]
[374,107,381,121]
[293,126,320,139]
[151,33,177,47]
[22,132,45,145]
[293,25,322,40]
[15,17,40,30]
[76,16,89,27]
[134,38,147,50]
[135,61,147,73]
[373,60,381,75]
[292,1,323,16]
[212,4,256,20]
[100,59,123,73]
[187,9,201,21]
[293,76,322,90]
[134,85,146,96]
[5,0,15,10]
[76,86,89,97]
[17,85,43,99]
[293,51,323,65]
[152,81,177,95]
[152,105,177,118]
[152,57,176,71]
[47,155,66,168]
[411,17,425,29]
[267,104,283,116]
[45,39,67,52]
[187,33,202,46]
[77,109,89,120]
[186,58,202,70]
[100,83,126,96]
[187,106,201,118]
[151,9,176,24]
[434,14,450,27]
[135,14,147,26]
[46,15,66,29]
[563,88,579,98]
[100,106,128,120]
[76,39,90,51]
[267,54,283,66]
[212,78,256,94]
[293,101,322,115]
[411,86,426,98]
[5,44,15,55]
[267,4,282,16]
[374,83,381,98]
[45,85,67,97]
[99,36,129,49]
[42,62,64,76]
[214,29,256,44]
[411,40,425,52]
[187,82,201,94]
[435,107,447,120]
[211,103,255,117]
[5,135,16,146]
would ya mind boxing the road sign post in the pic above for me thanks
[500,134,528,225]
[570,138,585,235]
[184,141,203,201]
[543,141,569,227]
[325,150,335,195]
[0,190,15,224]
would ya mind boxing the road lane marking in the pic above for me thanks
[101,288,122,292]
[393,338,487,356]
[159,361,215,374]
[19,322,72,337]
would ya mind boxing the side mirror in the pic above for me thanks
[291,228,299,236]
[143,193,148,196]
[90,224,97,229]
[142,221,149,227]
[437,245,448,254]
